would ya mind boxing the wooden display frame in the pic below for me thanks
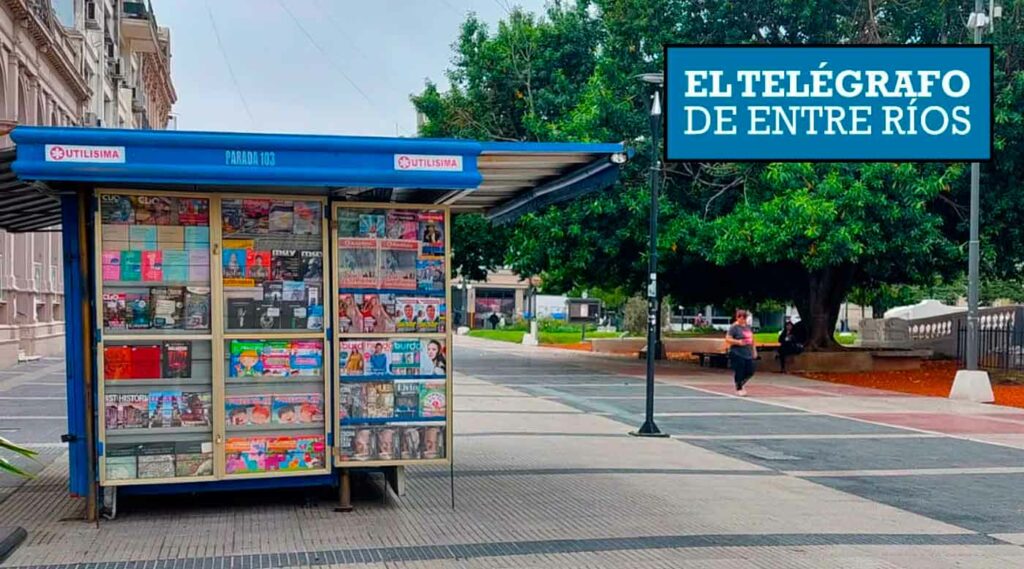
[94,190,332,486]
[331,202,453,468]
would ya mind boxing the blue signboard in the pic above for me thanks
[665,46,992,161]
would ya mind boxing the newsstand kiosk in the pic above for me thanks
[4,126,629,520]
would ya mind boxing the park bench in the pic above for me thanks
[694,352,729,368]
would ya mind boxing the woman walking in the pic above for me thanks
[725,309,757,396]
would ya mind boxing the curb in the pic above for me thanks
[0,526,27,564]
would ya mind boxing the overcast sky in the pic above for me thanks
[150,0,547,136]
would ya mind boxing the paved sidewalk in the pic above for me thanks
[2,339,1024,568]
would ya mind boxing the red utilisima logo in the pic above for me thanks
[397,155,412,169]
[48,146,65,161]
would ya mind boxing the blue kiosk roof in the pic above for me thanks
[2,127,630,231]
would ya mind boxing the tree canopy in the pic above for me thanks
[414,0,1024,349]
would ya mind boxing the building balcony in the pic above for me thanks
[120,0,163,54]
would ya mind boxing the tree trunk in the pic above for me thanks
[794,266,855,351]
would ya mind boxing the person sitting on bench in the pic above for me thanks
[777,320,804,373]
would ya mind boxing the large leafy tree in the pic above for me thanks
[415,0,1024,350]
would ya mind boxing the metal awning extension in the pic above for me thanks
[4,127,630,232]
[0,149,62,232]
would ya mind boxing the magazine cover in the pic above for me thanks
[185,226,210,249]
[306,303,325,331]
[376,427,398,461]
[364,382,395,418]
[336,208,360,238]
[147,391,182,428]
[103,345,132,379]
[132,196,175,225]
[351,427,375,461]
[120,250,142,281]
[156,225,185,249]
[271,249,302,281]
[226,395,272,426]
[118,393,150,429]
[130,344,162,379]
[151,287,185,329]
[268,202,294,234]
[256,302,281,330]
[395,297,419,333]
[364,341,391,376]
[421,426,445,459]
[263,280,284,304]
[400,427,422,460]
[358,294,395,333]
[226,298,257,330]
[420,339,447,376]
[141,251,163,282]
[178,198,210,226]
[229,340,265,377]
[283,301,308,329]
[300,250,323,281]
[339,383,364,420]
[380,240,418,290]
[261,341,291,376]
[416,298,442,333]
[221,199,244,235]
[291,340,324,376]
[246,250,272,284]
[394,381,420,418]
[338,239,378,287]
[105,444,139,480]
[100,195,135,224]
[222,248,248,280]
[272,394,324,424]
[103,292,127,330]
[339,341,365,377]
[225,437,267,474]
[281,435,326,471]
[162,250,189,282]
[162,341,191,378]
[390,340,421,377]
[420,381,447,418]
[102,251,121,281]
[126,290,151,329]
[129,225,158,250]
[188,248,211,282]
[184,287,211,330]
[386,210,419,240]
[242,199,271,233]
[178,392,212,427]
[293,201,321,235]
[419,212,445,257]
[102,224,130,249]
[358,214,386,238]
[416,259,444,292]
[105,394,121,430]
[175,441,213,477]
[282,280,305,302]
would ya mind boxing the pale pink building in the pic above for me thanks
[0,0,175,367]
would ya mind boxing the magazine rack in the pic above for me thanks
[95,191,331,486]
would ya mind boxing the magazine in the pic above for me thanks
[386,211,419,240]
[151,287,185,329]
[226,298,257,330]
[175,441,213,477]
[147,391,182,428]
[394,381,420,418]
[105,394,120,429]
[292,201,321,235]
[162,250,189,282]
[184,226,210,249]
[188,249,210,282]
[103,345,132,379]
[102,251,121,281]
[416,298,442,333]
[291,340,324,376]
[272,394,323,424]
[100,195,135,224]
[420,381,447,418]
[229,340,265,377]
[395,297,419,333]
[246,250,272,284]
[364,341,391,376]
[300,250,323,282]
[242,199,270,234]
[380,240,418,290]
[221,199,244,235]
[120,250,142,281]
[364,382,395,418]
[126,290,151,329]
[268,202,294,234]
[338,238,378,288]
[106,444,139,480]
[351,427,375,461]
[129,225,157,250]
[358,214,386,238]
[339,341,366,376]
[261,341,291,376]
[162,341,191,378]
[255,302,281,330]
[103,293,127,330]
[132,196,175,226]
[226,395,272,426]
[178,392,212,427]
[420,340,447,376]
[225,437,267,474]
[421,426,445,459]
[118,393,150,429]
[283,436,325,470]
[390,340,421,377]
[399,427,422,460]
[178,198,209,226]
[416,259,444,292]
[156,226,184,250]
[130,344,162,379]
[376,427,398,460]
[184,287,211,330]
[419,212,445,257]
[271,250,301,281]
[222,248,247,280]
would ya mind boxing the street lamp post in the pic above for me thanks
[952,0,999,401]
[633,73,668,438]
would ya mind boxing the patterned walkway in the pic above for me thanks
[2,340,1024,568]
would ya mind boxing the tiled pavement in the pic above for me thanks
[5,340,1024,568]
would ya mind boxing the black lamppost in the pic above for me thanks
[632,73,668,438]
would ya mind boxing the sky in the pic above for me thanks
[149,0,548,136]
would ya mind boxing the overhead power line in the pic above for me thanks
[204,0,256,127]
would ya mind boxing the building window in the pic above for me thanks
[0,253,5,302]
[33,261,42,284]
[49,265,58,291]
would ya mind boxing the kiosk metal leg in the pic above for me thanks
[334,470,353,512]
[385,466,406,497]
